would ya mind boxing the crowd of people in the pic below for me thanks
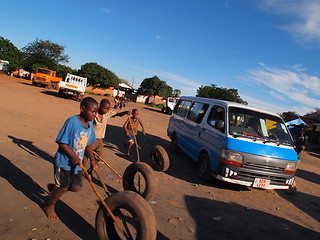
[44,96,144,220]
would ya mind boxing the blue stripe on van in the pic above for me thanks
[227,137,298,161]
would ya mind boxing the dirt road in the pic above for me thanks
[0,74,319,240]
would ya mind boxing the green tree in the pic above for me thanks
[78,62,120,87]
[196,84,247,104]
[173,89,181,98]
[0,36,22,71]
[137,76,175,98]
[21,39,69,72]
[56,64,77,78]
[279,111,299,121]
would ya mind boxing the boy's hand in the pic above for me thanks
[126,110,131,115]
[142,129,146,135]
[71,155,81,166]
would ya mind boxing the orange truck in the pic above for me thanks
[32,68,62,89]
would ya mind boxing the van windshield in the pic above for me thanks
[229,107,293,146]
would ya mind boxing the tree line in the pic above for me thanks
[1,36,250,102]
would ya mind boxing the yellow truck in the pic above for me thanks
[32,68,62,89]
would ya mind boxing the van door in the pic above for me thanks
[171,99,193,152]
[199,105,227,172]
[183,102,210,160]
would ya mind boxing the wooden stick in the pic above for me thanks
[128,117,140,162]
[93,167,111,196]
[93,151,134,190]
[79,162,128,238]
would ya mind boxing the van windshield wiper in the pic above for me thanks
[230,131,258,141]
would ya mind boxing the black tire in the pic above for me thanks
[170,133,180,154]
[197,153,212,182]
[123,162,156,201]
[58,89,64,97]
[95,191,157,240]
[150,145,170,172]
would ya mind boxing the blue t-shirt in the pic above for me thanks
[54,115,96,173]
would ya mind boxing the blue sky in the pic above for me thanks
[2,0,320,115]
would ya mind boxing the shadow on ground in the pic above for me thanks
[185,195,319,240]
[0,154,97,240]
[104,124,249,192]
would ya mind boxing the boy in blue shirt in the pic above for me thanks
[44,97,98,220]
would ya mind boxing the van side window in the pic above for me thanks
[207,106,225,133]
[174,100,192,117]
[187,102,209,123]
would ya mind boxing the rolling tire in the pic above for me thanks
[150,145,170,172]
[58,89,64,97]
[95,191,157,240]
[123,162,156,201]
[170,133,180,154]
[197,153,212,182]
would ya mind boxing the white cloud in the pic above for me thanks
[101,8,112,14]
[259,0,320,45]
[241,94,314,115]
[132,66,201,90]
[155,35,161,39]
[242,63,320,114]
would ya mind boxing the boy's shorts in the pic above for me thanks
[54,167,83,188]
[127,134,135,142]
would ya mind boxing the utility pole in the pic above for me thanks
[132,77,134,89]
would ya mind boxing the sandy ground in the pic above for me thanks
[0,74,319,240]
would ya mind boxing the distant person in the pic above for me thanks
[88,99,129,163]
[123,109,145,156]
[119,97,125,109]
[44,97,98,220]
[114,95,120,109]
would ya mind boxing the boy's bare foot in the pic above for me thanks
[44,204,59,220]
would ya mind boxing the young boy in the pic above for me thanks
[123,109,145,156]
[44,97,98,220]
[90,99,129,161]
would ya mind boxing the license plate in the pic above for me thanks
[253,178,270,188]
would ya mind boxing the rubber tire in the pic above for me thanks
[123,162,156,201]
[197,153,212,182]
[95,191,157,240]
[170,133,180,154]
[150,145,170,172]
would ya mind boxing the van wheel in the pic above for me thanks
[170,134,180,154]
[95,191,157,240]
[150,145,170,172]
[197,153,212,182]
[123,162,156,201]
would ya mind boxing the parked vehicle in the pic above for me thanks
[58,73,87,101]
[32,68,62,88]
[0,60,9,72]
[161,97,178,115]
[167,96,298,189]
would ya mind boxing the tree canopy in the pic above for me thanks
[21,39,69,72]
[137,76,179,98]
[279,111,299,121]
[78,62,120,87]
[0,36,22,71]
[196,84,247,104]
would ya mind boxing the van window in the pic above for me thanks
[207,106,225,133]
[229,107,293,146]
[187,102,209,123]
[174,100,192,117]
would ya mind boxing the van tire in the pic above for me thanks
[170,134,180,154]
[123,162,156,201]
[197,153,212,182]
[95,191,157,240]
[150,145,170,172]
